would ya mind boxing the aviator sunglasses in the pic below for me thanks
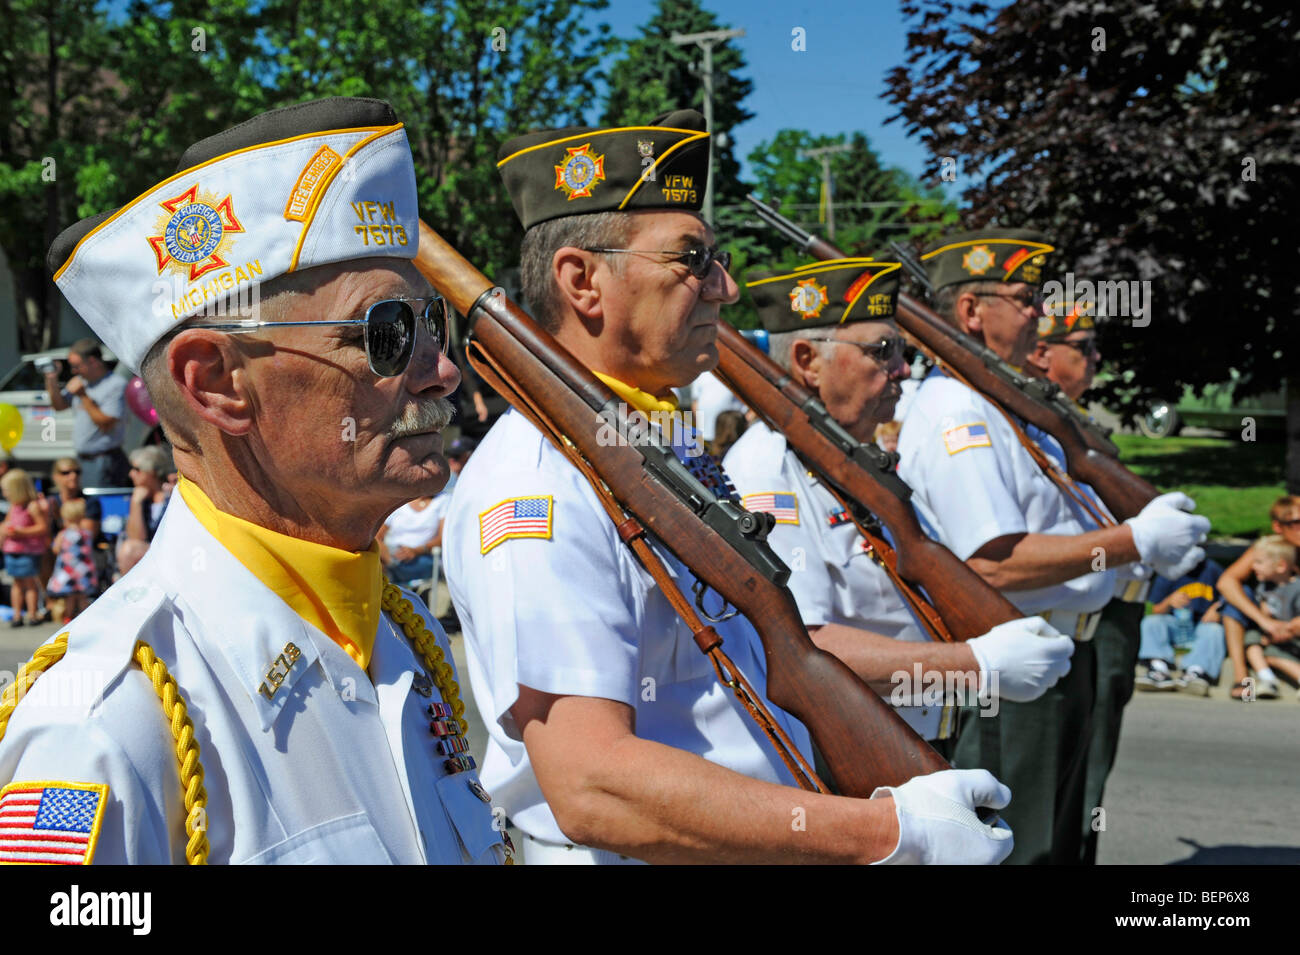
[187,296,449,378]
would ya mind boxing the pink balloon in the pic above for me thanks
[125,376,159,427]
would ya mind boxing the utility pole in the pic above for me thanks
[670,27,744,225]
[802,143,851,239]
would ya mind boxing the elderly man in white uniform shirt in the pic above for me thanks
[0,98,504,864]
[896,228,1209,863]
[724,258,1074,748]
[444,110,1020,866]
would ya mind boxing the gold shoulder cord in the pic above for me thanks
[0,586,509,866]
[0,633,211,864]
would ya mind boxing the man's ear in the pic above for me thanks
[552,247,605,328]
[790,338,823,389]
[167,330,255,436]
[955,289,982,336]
[1025,340,1051,374]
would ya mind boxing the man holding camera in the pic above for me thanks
[44,338,131,488]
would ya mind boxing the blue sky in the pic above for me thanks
[103,0,940,189]
[597,0,938,185]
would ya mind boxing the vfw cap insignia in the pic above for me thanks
[961,245,995,276]
[554,143,606,201]
[789,277,830,319]
[147,184,245,282]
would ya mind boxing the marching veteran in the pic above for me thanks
[723,258,1075,748]
[1026,299,1152,863]
[896,230,1209,863]
[0,97,505,864]
[444,110,1015,865]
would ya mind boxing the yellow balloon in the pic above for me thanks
[0,404,23,452]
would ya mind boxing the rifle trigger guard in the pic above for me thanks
[692,578,738,623]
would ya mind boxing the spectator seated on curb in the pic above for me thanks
[378,495,443,589]
[1135,558,1236,695]
[1217,495,1300,697]
[379,438,473,600]
[1238,536,1300,700]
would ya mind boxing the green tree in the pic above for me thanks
[724,129,954,330]
[883,0,1299,489]
[1,0,615,352]
[1,0,268,350]
[746,129,956,264]
[1,0,118,351]
[601,0,753,208]
[248,0,616,276]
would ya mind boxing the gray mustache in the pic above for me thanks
[389,398,456,439]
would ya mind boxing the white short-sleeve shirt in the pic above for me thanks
[383,499,444,551]
[723,420,950,739]
[442,410,813,849]
[0,492,504,865]
[897,370,1115,615]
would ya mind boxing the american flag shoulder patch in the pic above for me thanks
[479,495,554,554]
[942,421,992,455]
[741,491,800,525]
[0,780,109,865]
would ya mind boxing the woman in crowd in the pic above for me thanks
[117,445,172,576]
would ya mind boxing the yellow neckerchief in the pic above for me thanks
[594,372,689,447]
[177,478,381,669]
[594,372,679,415]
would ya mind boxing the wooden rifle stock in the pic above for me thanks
[743,197,1159,521]
[413,220,950,794]
[713,322,1023,640]
[892,292,1159,520]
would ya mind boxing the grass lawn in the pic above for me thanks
[1111,434,1287,539]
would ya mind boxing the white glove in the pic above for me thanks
[1125,492,1211,579]
[967,616,1074,702]
[871,769,1014,865]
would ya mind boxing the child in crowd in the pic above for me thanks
[1240,535,1300,699]
[47,498,98,623]
[874,420,902,455]
[0,469,51,626]
[1136,558,1231,694]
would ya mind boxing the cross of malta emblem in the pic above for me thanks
[147,183,245,281]
[789,277,830,319]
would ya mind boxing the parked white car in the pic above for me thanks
[0,347,150,473]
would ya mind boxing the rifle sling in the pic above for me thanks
[464,340,828,795]
[810,476,956,644]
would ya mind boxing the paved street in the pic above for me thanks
[4,608,1297,865]
[1096,690,1300,864]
